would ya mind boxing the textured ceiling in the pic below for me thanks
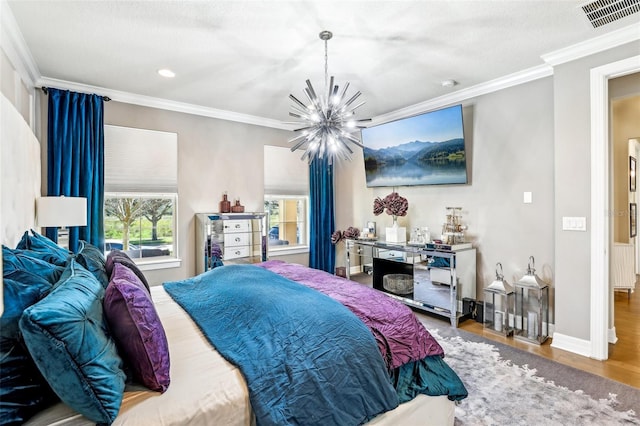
[7,1,640,122]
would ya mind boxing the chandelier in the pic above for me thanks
[288,30,371,164]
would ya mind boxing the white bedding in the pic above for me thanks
[25,286,454,426]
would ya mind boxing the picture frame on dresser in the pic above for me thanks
[630,203,637,238]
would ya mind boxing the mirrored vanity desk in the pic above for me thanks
[345,239,476,327]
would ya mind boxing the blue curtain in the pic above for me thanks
[46,88,104,253]
[309,156,335,273]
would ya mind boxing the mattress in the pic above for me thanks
[25,286,455,426]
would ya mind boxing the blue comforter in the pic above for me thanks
[164,265,399,426]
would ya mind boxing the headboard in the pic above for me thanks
[1,93,41,247]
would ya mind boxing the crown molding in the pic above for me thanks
[371,64,553,126]
[0,0,40,87]
[541,24,640,66]
[38,77,293,131]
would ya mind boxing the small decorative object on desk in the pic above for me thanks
[220,192,231,213]
[331,227,360,245]
[441,207,467,245]
[373,190,408,243]
[231,199,244,213]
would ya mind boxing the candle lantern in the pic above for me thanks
[483,262,514,336]
[514,256,549,344]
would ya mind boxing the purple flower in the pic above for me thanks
[331,230,344,244]
[372,192,409,217]
[343,226,361,239]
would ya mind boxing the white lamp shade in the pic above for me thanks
[36,197,87,227]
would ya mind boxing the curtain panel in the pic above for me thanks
[308,157,335,273]
[46,88,104,252]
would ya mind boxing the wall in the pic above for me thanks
[335,77,556,312]
[36,99,305,285]
[553,41,640,341]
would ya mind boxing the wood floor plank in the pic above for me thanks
[459,288,639,388]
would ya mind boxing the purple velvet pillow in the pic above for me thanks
[103,263,170,392]
[105,250,150,292]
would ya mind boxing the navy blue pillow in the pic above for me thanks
[0,338,59,426]
[2,246,64,284]
[19,260,126,424]
[15,230,70,266]
[75,240,109,288]
[0,271,58,425]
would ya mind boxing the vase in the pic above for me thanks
[386,215,406,243]
[220,193,231,213]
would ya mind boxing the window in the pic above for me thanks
[264,196,308,248]
[264,146,309,252]
[104,125,179,266]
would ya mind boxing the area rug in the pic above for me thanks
[418,317,640,425]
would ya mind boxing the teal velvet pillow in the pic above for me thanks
[2,246,64,284]
[0,271,58,425]
[15,229,70,266]
[0,271,52,339]
[19,259,126,425]
[75,240,109,288]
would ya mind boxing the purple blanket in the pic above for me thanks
[258,260,444,370]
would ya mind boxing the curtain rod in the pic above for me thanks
[40,87,111,102]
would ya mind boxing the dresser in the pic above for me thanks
[195,213,268,274]
[345,239,476,327]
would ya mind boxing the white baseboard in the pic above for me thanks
[608,327,618,344]
[551,332,592,358]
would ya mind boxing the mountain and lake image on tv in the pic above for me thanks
[361,104,467,187]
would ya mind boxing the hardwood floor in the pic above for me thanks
[457,288,640,388]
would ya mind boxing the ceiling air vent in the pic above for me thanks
[580,0,640,27]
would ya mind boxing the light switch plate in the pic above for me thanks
[562,216,587,231]
[523,192,532,203]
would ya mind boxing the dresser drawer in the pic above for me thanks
[224,232,251,248]
[223,220,251,233]
[224,246,250,260]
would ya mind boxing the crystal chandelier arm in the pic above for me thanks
[340,132,365,148]
[289,94,308,110]
[305,80,320,105]
[341,91,362,109]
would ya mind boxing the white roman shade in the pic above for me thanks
[264,145,309,195]
[105,125,177,193]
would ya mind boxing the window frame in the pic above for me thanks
[264,194,310,256]
[103,192,181,270]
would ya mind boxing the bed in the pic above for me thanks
[1,95,465,425]
[6,249,464,426]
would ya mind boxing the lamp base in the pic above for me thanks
[385,226,406,243]
[57,227,70,249]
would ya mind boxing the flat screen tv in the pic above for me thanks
[361,104,467,187]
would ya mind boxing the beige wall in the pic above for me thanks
[36,99,308,285]
[553,41,640,341]
[336,77,556,311]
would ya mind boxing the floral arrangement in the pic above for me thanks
[331,226,360,244]
[373,191,409,218]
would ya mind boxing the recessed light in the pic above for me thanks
[158,69,175,78]
[441,79,458,88]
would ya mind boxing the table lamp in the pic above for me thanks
[36,196,87,248]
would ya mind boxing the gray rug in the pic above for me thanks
[416,314,640,425]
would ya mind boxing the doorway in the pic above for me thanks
[591,55,640,360]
